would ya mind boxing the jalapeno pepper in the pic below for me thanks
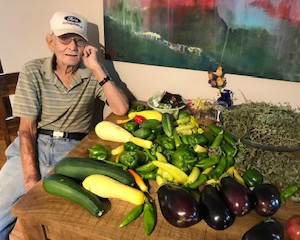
[143,200,156,236]
[119,204,143,227]
[181,134,189,144]
[242,168,264,188]
[280,185,299,204]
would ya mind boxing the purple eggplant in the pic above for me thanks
[157,183,202,228]
[252,183,280,216]
[242,218,283,240]
[219,177,252,216]
[201,185,235,230]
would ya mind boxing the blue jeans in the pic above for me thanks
[0,134,80,239]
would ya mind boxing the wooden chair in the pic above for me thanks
[0,72,19,147]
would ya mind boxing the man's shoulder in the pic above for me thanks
[22,57,50,72]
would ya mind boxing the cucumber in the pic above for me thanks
[139,119,160,129]
[162,113,174,137]
[43,174,104,217]
[54,157,135,186]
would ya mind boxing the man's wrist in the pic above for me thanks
[99,75,111,86]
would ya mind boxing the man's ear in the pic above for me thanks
[46,34,55,52]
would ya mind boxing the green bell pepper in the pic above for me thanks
[187,133,207,146]
[171,144,198,172]
[242,168,264,188]
[149,142,164,156]
[88,144,109,161]
[124,142,141,151]
[118,150,148,169]
[163,148,175,162]
[156,135,175,150]
[124,120,138,133]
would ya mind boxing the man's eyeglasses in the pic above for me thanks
[57,35,87,47]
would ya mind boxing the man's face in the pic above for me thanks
[48,33,87,67]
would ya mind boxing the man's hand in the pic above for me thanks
[82,45,102,72]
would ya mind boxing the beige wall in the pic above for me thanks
[1,0,299,114]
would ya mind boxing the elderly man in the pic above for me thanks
[0,11,129,239]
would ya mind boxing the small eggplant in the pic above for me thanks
[252,183,281,217]
[242,218,284,240]
[219,177,252,216]
[201,185,235,230]
[157,183,202,228]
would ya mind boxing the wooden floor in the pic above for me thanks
[0,138,24,240]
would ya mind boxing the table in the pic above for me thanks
[11,113,300,240]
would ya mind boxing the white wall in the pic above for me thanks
[1,0,299,113]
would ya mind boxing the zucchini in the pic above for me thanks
[54,157,135,186]
[43,174,104,217]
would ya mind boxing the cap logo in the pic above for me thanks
[64,16,81,24]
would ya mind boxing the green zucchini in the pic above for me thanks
[43,174,104,217]
[54,157,135,186]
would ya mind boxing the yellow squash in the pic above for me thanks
[95,121,133,143]
[82,174,145,205]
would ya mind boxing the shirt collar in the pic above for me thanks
[42,55,92,85]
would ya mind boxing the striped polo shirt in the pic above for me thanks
[13,55,106,133]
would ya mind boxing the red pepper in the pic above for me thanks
[134,115,146,124]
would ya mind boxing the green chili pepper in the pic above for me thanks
[280,185,299,204]
[186,174,207,189]
[88,144,109,161]
[220,143,237,157]
[119,204,143,227]
[226,156,235,170]
[196,155,220,169]
[211,130,224,148]
[223,133,236,146]
[98,159,128,170]
[181,134,189,144]
[139,171,157,180]
[173,129,182,148]
[136,161,157,173]
[143,200,156,236]
[143,149,156,161]
[242,168,264,188]
[124,120,139,133]
[209,156,227,180]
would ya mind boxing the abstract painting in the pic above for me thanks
[104,0,300,82]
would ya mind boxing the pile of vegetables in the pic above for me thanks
[42,101,299,238]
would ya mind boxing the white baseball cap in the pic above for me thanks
[50,11,88,41]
